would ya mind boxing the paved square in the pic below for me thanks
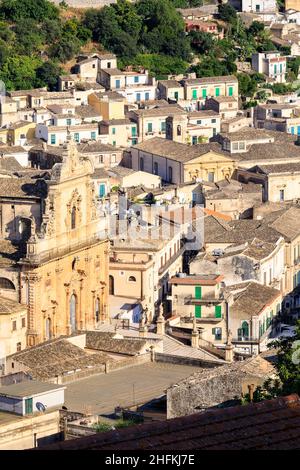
[64,362,199,414]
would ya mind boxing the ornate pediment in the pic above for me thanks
[50,135,94,183]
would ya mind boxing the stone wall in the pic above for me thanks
[155,353,223,369]
[107,353,151,372]
[166,358,274,419]
[51,0,116,7]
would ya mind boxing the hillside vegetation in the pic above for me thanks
[0,0,292,96]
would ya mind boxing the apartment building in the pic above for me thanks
[252,52,287,83]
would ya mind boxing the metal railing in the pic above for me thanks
[184,295,223,305]
[23,234,105,264]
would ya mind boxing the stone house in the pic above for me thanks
[205,96,239,120]
[169,273,228,345]
[254,103,300,134]
[202,178,263,218]
[192,235,285,292]
[0,380,65,449]
[157,80,185,102]
[166,354,275,418]
[0,297,27,368]
[230,0,277,13]
[36,122,100,146]
[238,163,300,202]
[109,226,184,319]
[225,281,282,355]
[182,75,238,109]
[99,118,137,147]
[252,52,287,83]
[88,91,126,121]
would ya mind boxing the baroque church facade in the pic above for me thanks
[0,137,109,346]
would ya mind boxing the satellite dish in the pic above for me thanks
[36,402,46,412]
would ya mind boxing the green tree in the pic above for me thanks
[243,322,300,403]
[119,53,188,77]
[35,61,62,90]
[0,55,42,90]
[247,21,265,36]
[136,0,191,60]
[237,73,258,97]
[48,36,81,63]
[189,30,214,54]
[217,3,237,23]
[192,54,236,78]
[112,0,142,41]
[13,19,44,55]
[0,0,59,22]
[40,18,63,44]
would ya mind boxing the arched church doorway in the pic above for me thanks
[70,294,77,333]
[109,275,114,295]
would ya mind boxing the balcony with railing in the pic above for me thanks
[232,336,260,344]
[184,295,223,306]
[180,314,223,324]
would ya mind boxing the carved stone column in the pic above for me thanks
[26,273,42,346]
[64,283,71,336]
[91,290,96,328]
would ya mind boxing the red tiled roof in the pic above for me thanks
[203,208,232,221]
[38,394,300,450]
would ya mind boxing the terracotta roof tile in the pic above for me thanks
[40,394,300,450]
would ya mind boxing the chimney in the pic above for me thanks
[191,316,199,348]
[248,384,255,402]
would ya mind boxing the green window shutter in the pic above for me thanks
[212,328,216,335]
[215,87,220,97]
[202,89,207,98]
[195,286,202,299]
[215,305,222,318]
[228,86,233,96]
[192,89,197,99]
[25,398,33,414]
[195,305,201,318]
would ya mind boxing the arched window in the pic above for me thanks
[71,206,76,230]
[0,278,15,290]
[45,317,52,341]
[177,125,181,136]
[95,298,100,323]
[109,275,114,295]
[70,294,77,333]
[241,321,249,339]
[128,276,136,283]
